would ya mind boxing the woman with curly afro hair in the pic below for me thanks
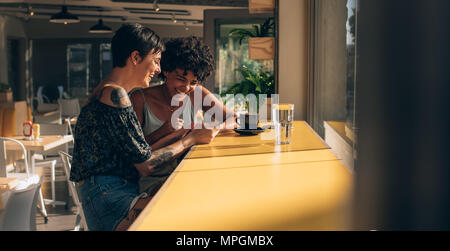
[130,36,236,194]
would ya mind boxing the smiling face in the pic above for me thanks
[134,50,162,87]
[164,68,199,97]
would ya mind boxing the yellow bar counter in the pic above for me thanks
[129,121,354,231]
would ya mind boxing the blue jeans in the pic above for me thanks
[79,175,139,231]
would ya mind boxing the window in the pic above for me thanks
[309,0,358,171]
[215,21,274,95]
[67,44,91,105]
[203,8,275,107]
[99,43,113,81]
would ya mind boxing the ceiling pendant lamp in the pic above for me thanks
[89,19,112,33]
[153,0,160,12]
[28,5,34,16]
[49,5,80,24]
[171,13,177,23]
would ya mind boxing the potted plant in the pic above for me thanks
[228,17,275,60]
[221,65,275,120]
[0,82,13,103]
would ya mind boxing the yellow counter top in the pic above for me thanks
[129,121,353,231]
[131,160,352,231]
[187,121,329,159]
[177,149,338,173]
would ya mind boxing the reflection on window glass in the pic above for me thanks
[346,0,357,143]
[312,0,358,170]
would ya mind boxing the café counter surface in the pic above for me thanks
[129,121,354,231]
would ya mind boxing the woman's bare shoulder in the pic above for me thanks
[143,85,164,99]
[99,85,132,108]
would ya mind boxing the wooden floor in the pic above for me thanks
[36,179,80,231]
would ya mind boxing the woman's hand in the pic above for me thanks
[165,118,190,140]
[165,118,184,132]
[185,127,220,145]
[149,127,190,151]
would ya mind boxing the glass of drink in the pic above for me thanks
[32,123,40,140]
[272,104,295,144]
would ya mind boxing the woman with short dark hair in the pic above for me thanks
[70,24,216,231]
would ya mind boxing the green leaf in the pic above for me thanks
[228,29,254,37]
[228,28,256,44]
[241,80,251,96]
[260,17,275,37]
[224,64,275,97]
[253,25,260,37]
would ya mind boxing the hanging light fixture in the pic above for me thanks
[28,5,34,16]
[171,13,177,23]
[153,0,160,12]
[49,3,80,24]
[89,10,112,33]
[89,19,112,33]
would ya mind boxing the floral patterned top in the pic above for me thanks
[70,99,152,183]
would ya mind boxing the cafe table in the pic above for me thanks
[1,135,74,175]
[129,121,354,231]
[0,135,74,207]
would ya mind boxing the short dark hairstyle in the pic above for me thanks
[160,36,215,82]
[111,23,165,68]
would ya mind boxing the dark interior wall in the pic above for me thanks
[0,15,27,102]
[32,38,108,102]
[32,39,67,101]
[16,38,27,101]
[354,0,450,230]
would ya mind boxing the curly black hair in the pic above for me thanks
[160,36,215,83]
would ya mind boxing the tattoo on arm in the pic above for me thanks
[148,148,175,169]
[111,88,131,108]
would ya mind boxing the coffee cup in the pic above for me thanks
[238,113,258,130]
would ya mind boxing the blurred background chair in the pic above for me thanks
[57,86,64,100]
[14,123,72,208]
[33,110,61,124]
[58,98,80,123]
[57,86,72,100]
[34,86,59,115]
[0,137,48,223]
[0,176,44,231]
[35,86,50,105]
[59,151,88,231]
